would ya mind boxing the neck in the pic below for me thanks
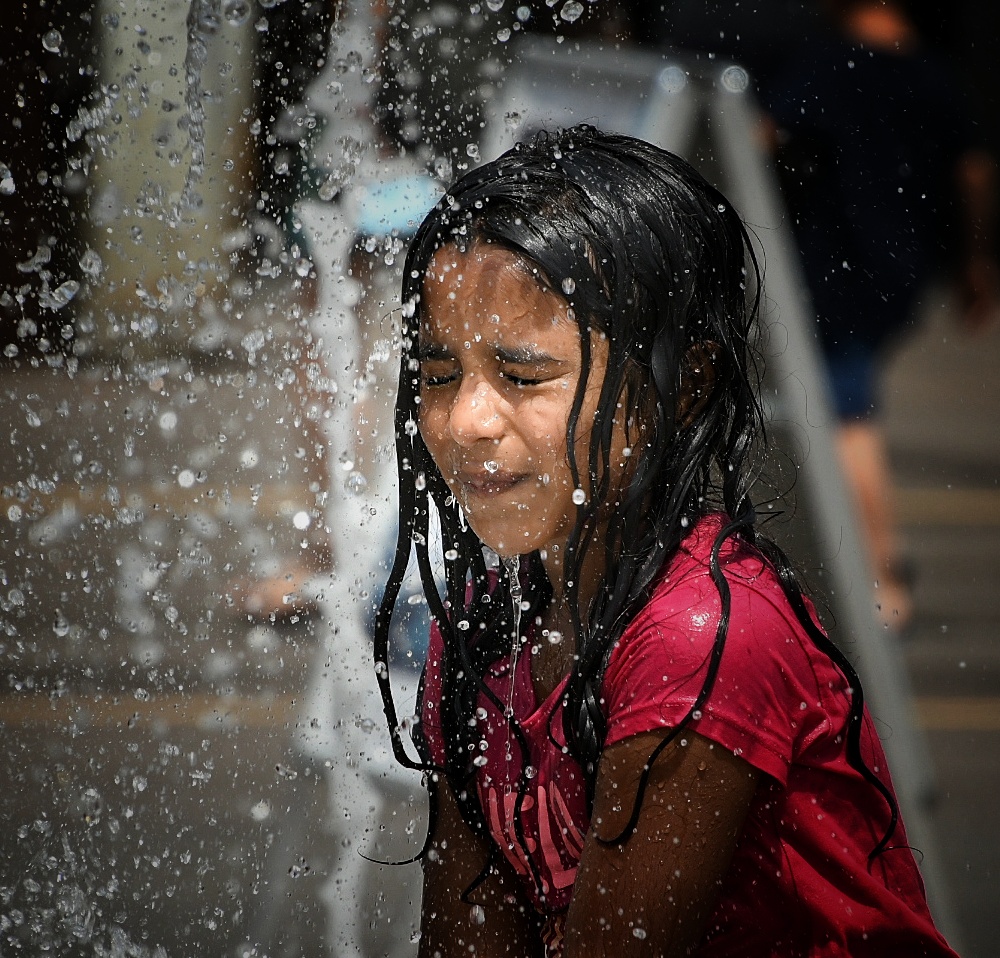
[538,526,607,618]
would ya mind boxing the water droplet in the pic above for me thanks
[561,276,576,295]
[223,0,252,25]
[658,65,687,95]
[404,418,419,437]
[42,29,63,53]
[159,411,178,431]
[486,0,505,9]
[53,610,70,638]
[473,755,489,766]
[0,163,15,195]
[444,548,459,561]
[496,26,511,41]
[78,787,103,824]
[721,65,749,94]
[457,619,471,631]
[293,511,311,530]
[415,472,427,491]
[470,903,487,924]
[250,800,271,821]
[524,765,537,779]
[560,0,584,22]
[484,459,500,474]
[43,280,80,310]
[571,488,586,505]
[632,928,647,940]
[346,471,368,495]
[546,629,563,645]
[466,143,481,161]
[79,249,103,278]
[374,660,388,677]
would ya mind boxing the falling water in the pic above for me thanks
[501,555,522,732]
[179,0,221,216]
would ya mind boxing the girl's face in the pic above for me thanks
[418,244,609,561]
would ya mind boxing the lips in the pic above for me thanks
[455,468,527,497]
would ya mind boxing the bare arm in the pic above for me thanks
[562,730,759,957]
[419,777,545,958]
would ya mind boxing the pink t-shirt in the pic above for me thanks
[420,515,956,956]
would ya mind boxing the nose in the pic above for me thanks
[448,377,505,447]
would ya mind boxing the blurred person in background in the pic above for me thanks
[631,0,1000,630]
[761,0,999,629]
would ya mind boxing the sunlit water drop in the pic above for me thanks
[223,0,252,26]
[53,610,71,638]
[560,0,584,22]
[79,248,103,279]
[346,470,368,495]
[0,162,14,195]
[41,280,80,310]
[42,29,63,53]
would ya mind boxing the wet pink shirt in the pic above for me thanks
[420,515,956,956]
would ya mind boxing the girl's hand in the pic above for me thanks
[562,729,759,957]
[419,776,545,958]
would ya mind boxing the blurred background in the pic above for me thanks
[1,1,998,955]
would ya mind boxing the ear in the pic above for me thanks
[675,342,718,427]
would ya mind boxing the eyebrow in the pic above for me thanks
[417,341,567,365]
[416,341,453,362]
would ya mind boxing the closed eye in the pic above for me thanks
[420,369,459,387]
[501,372,547,387]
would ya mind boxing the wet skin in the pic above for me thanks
[418,243,609,577]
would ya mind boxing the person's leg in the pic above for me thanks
[825,338,913,630]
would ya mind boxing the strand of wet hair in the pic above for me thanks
[750,532,900,865]
[373,358,435,773]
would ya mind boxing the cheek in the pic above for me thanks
[521,396,573,448]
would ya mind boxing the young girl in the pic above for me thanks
[373,126,957,957]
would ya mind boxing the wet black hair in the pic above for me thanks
[373,125,897,892]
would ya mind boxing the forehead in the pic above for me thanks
[420,244,575,341]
